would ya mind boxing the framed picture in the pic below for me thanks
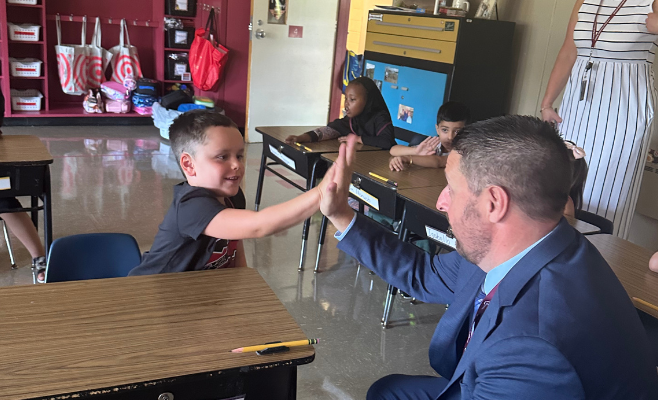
[268,0,288,25]
[475,0,497,19]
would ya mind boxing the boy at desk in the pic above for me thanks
[388,101,470,171]
[130,110,355,275]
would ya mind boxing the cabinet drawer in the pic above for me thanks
[367,13,459,42]
[365,32,456,64]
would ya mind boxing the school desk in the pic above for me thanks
[0,135,53,261]
[588,234,658,319]
[255,126,379,270]
[0,268,314,400]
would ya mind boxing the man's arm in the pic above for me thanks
[472,337,584,399]
[337,214,461,304]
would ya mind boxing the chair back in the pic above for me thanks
[45,233,141,283]
[574,210,614,235]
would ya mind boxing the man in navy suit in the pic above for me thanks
[320,116,658,399]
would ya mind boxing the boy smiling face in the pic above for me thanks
[180,126,246,199]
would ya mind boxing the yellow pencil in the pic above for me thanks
[294,142,313,152]
[230,338,319,353]
[633,297,658,313]
[369,172,397,187]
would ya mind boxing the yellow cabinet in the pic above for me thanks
[365,32,457,64]
[367,13,460,42]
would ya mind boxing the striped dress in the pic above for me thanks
[558,0,657,238]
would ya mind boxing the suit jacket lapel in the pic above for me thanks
[429,264,485,377]
[437,218,577,397]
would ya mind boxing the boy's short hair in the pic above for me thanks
[170,110,239,160]
[436,101,471,125]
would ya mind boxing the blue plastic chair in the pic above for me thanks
[45,233,142,283]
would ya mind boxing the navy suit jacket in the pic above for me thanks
[338,215,658,399]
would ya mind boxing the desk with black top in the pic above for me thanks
[0,135,53,268]
[255,126,379,270]
[0,268,314,400]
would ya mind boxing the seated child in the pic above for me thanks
[129,110,351,275]
[285,77,395,150]
[0,91,46,283]
[563,141,588,218]
[389,101,470,171]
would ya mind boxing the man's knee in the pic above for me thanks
[367,374,405,400]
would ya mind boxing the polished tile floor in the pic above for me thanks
[0,125,446,399]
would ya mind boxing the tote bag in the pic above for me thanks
[189,7,229,91]
[87,17,113,89]
[109,19,143,84]
[55,14,89,95]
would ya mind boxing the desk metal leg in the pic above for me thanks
[298,160,320,271]
[382,210,408,328]
[254,152,268,211]
[3,221,17,269]
[314,215,329,273]
[43,166,52,257]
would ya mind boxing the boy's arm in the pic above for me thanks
[411,154,447,169]
[389,144,416,156]
[204,186,322,240]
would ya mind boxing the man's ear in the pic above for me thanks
[180,153,196,177]
[484,186,509,223]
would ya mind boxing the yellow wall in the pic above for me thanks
[347,0,390,54]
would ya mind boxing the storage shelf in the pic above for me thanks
[11,103,151,117]
[7,3,44,8]
[8,40,43,45]
[164,79,193,84]
[165,14,195,20]
[10,75,44,80]
[165,48,190,52]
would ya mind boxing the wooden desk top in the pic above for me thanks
[588,234,658,319]
[256,126,380,154]
[398,187,603,236]
[0,268,314,400]
[0,135,53,165]
[323,151,447,190]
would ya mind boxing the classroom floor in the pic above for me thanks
[0,125,445,399]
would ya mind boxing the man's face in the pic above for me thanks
[436,153,492,265]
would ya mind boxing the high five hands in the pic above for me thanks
[319,134,358,232]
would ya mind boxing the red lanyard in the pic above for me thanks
[592,0,628,48]
[464,283,499,351]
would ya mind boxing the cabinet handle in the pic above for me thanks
[372,41,442,54]
[375,21,445,32]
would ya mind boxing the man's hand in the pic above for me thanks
[415,136,440,155]
[320,134,357,232]
[389,155,409,171]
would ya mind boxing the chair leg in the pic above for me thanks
[382,285,398,328]
[2,221,17,269]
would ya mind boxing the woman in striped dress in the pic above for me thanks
[541,0,658,238]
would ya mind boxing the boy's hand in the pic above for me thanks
[415,136,440,155]
[389,156,409,171]
[320,134,357,232]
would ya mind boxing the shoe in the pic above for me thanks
[400,291,412,299]
[32,256,46,284]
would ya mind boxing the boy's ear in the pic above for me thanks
[180,153,196,177]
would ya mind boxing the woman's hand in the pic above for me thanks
[646,2,658,34]
[541,107,563,125]
[389,156,409,171]
[339,136,362,144]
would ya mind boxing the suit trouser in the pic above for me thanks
[367,374,449,400]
